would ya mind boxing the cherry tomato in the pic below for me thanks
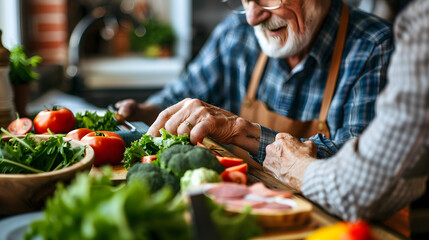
[33,106,76,134]
[216,156,244,168]
[7,117,33,135]
[221,171,247,184]
[81,131,126,166]
[65,128,93,141]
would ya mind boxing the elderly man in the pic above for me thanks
[116,0,393,163]
[263,0,429,236]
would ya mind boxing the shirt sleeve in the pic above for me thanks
[302,0,429,221]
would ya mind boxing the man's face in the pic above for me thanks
[245,0,327,58]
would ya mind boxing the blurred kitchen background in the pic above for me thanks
[0,0,411,116]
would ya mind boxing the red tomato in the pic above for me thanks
[33,107,76,134]
[65,128,93,141]
[345,220,373,240]
[216,156,244,168]
[221,171,247,184]
[142,155,157,164]
[224,163,248,174]
[7,117,33,135]
[81,131,126,166]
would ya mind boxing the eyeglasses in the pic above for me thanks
[221,0,283,14]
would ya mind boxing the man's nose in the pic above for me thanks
[245,2,271,26]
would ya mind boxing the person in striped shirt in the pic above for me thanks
[263,0,428,229]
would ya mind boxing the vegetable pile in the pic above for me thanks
[126,138,225,193]
[25,169,262,240]
[0,128,85,174]
[9,107,120,135]
[123,128,190,169]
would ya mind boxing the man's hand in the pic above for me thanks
[115,99,139,120]
[263,133,317,192]
[115,99,159,125]
[147,98,261,155]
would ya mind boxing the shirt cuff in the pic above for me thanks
[301,134,339,159]
[249,125,277,165]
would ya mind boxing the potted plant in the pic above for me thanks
[130,18,176,58]
[9,46,42,117]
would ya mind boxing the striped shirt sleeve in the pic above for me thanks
[302,0,429,221]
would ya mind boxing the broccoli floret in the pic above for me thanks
[161,170,180,193]
[180,167,222,192]
[126,163,164,192]
[159,144,194,169]
[186,147,224,174]
[167,154,191,178]
[159,144,225,178]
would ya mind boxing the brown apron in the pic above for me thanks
[239,4,350,139]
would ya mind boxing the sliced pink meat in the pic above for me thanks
[215,198,267,209]
[206,182,250,199]
[253,201,293,211]
[248,182,293,198]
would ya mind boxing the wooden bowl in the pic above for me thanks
[0,135,94,216]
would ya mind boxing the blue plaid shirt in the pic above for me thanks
[147,0,393,163]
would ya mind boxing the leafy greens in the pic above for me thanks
[0,128,85,174]
[25,169,191,240]
[75,110,119,131]
[9,46,42,85]
[123,128,190,169]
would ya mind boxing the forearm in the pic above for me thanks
[231,117,261,156]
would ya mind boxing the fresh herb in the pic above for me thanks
[9,46,42,85]
[25,169,191,240]
[0,128,85,174]
[75,110,118,131]
[123,128,190,169]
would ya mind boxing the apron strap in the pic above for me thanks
[319,3,349,121]
[245,53,268,101]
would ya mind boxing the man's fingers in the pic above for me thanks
[147,100,189,136]
[188,121,211,145]
[275,132,298,143]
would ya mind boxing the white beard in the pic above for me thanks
[254,1,325,58]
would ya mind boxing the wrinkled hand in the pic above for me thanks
[263,133,317,192]
[147,98,260,152]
